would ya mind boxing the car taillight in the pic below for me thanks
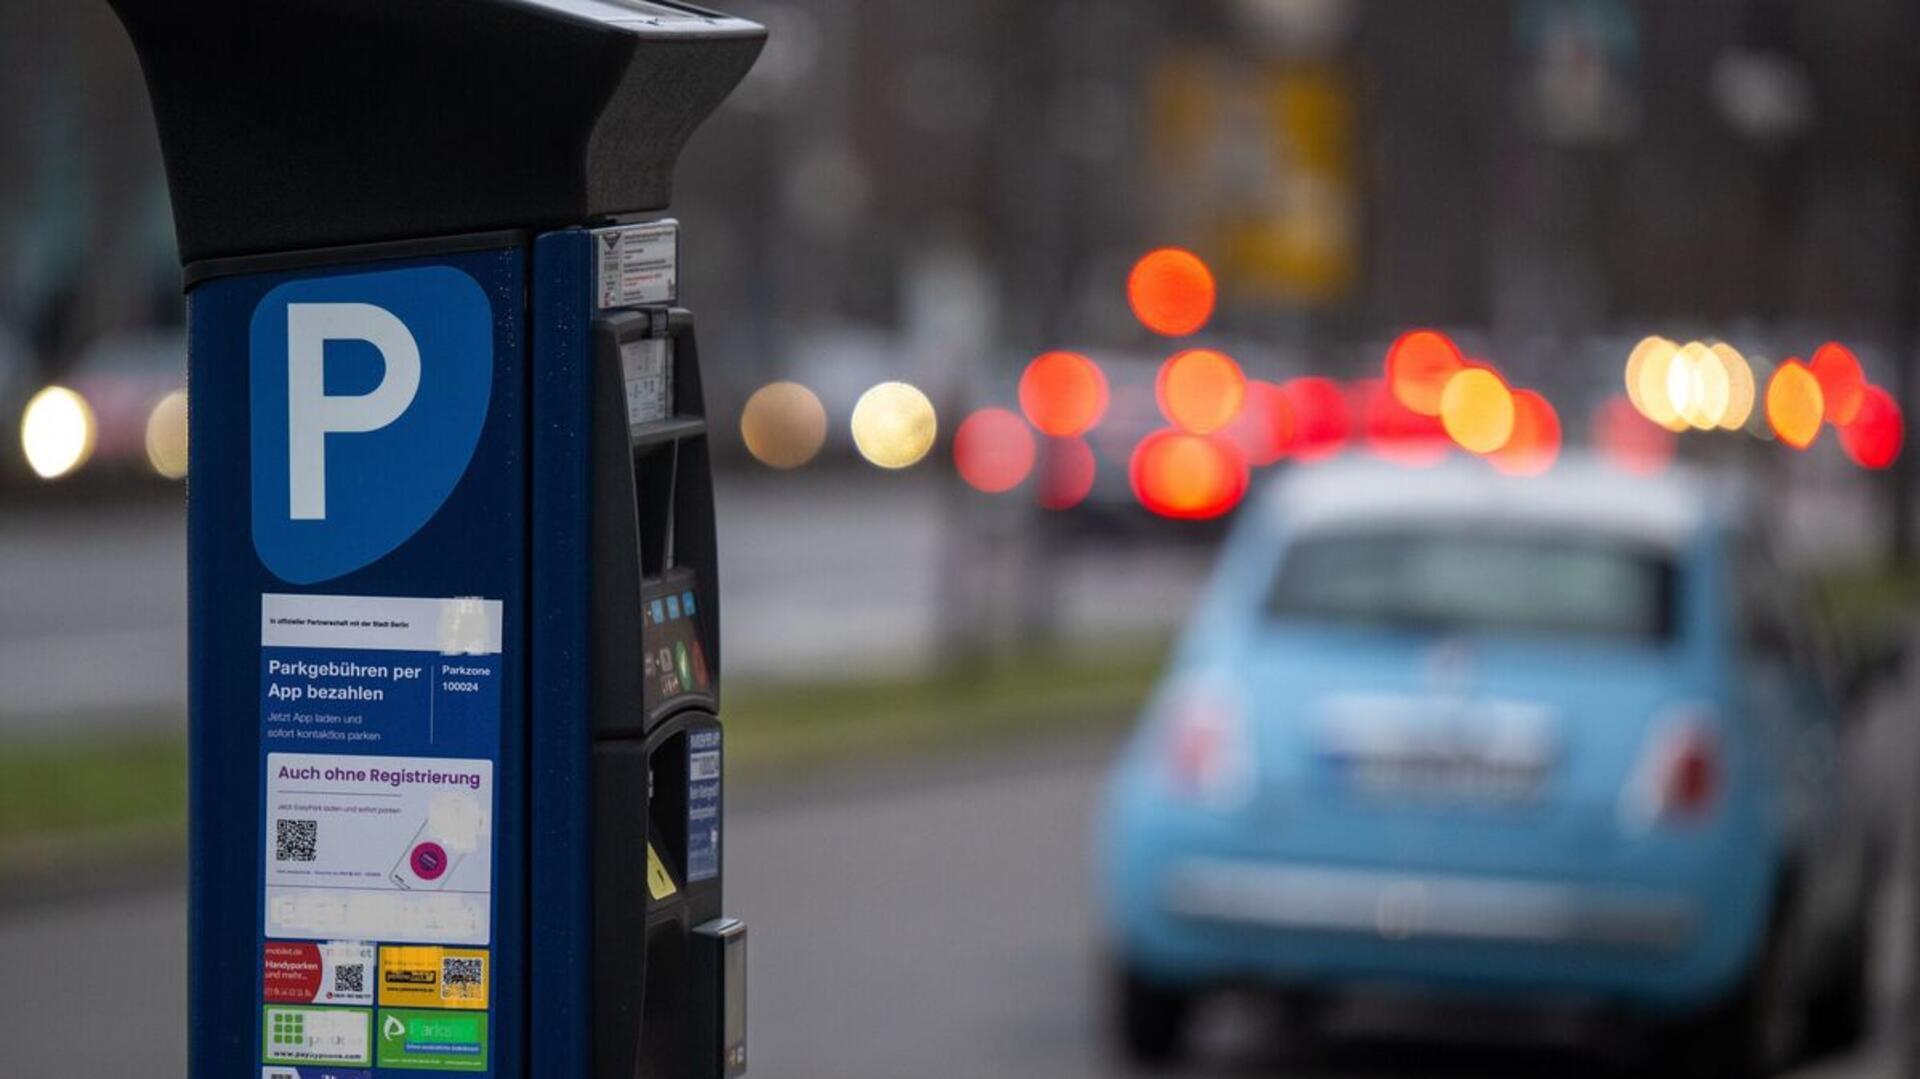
[1624,715,1721,827]
[1662,729,1719,818]
[1157,676,1252,808]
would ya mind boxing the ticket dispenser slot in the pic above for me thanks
[589,286,733,1079]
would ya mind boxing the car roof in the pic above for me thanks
[1264,453,1738,551]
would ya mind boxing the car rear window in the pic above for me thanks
[1268,528,1677,642]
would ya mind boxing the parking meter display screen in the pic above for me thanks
[643,573,711,712]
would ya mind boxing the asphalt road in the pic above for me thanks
[0,740,1902,1079]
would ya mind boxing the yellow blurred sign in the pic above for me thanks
[1148,53,1358,306]
[378,945,489,1010]
[647,842,678,901]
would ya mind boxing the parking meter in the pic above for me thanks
[107,2,764,1077]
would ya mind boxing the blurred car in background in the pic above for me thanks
[1098,456,1887,1077]
[7,327,185,486]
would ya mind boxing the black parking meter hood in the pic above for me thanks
[109,0,765,264]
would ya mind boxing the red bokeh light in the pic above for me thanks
[1838,385,1904,470]
[1356,378,1450,467]
[1127,248,1216,337]
[1018,351,1109,437]
[1156,349,1247,434]
[1222,380,1296,467]
[1489,389,1562,476]
[1129,429,1249,520]
[1277,377,1352,461]
[1810,342,1867,427]
[1384,329,1465,416]
[1036,436,1098,510]
[1593,395,1676,475]
[953,407,1037,493]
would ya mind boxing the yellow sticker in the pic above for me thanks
[647,843,678,901]
[378,946,489,1010]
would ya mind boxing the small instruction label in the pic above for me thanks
[687,729,721,882]
[595,221,678,309]
[621,337,673,427]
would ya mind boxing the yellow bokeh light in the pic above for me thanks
[1766,361,1824,450]
[851,381,937,469]
[144,390,189,480]
[1625,336,1675,418]
[1438,368,1515,455]
[1633,338,1684,428]
[20,385,97,480]
[1678,342,1730,430]
[1711,343,1755,431]
[739,381,828,469]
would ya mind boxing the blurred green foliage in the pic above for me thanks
[0,640,1168,881]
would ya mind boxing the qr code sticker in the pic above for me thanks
[275,819,317,862]
[334,963,365,995]
[442,956,485,998]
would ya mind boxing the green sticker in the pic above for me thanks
[377,1008,490,1071]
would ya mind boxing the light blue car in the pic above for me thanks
[1098,457,1885,1076]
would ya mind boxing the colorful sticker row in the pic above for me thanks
[262,1004,490,1071]
[266,941,489,1009]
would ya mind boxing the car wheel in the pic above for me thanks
[1803,908,1872,1056]
[1111,962,1195,1069]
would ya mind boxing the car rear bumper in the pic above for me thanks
[1163,858,1697,953]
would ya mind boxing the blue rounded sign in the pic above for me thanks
[250,265,493,584]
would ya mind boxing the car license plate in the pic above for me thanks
[1316,694,1555,804]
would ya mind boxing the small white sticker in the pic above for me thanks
[595,221,678,309]
[621,338,674,427]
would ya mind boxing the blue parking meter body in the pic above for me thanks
[106,3,764,1077]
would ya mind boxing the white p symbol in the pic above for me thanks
[286,303,422,520]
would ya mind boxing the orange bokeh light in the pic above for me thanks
[953,407,1037,494]
[1384,329,1466,416]
[1156,348,1246,434]
[1279,377,1352,461]
[1593,395,1676,475]
[1129,429,1249,520]
[1809,342,1866,427]
[1489,389,1561,476]
[1127,248,1216,337]
[1037,436,1098,510]
[1766,360,1825,450]
[1839,385,1904,470]
[1439,367,1516,454]
[1222,380,1296,467]
[1018,351,1109,437]
[1357,378,1449,467]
